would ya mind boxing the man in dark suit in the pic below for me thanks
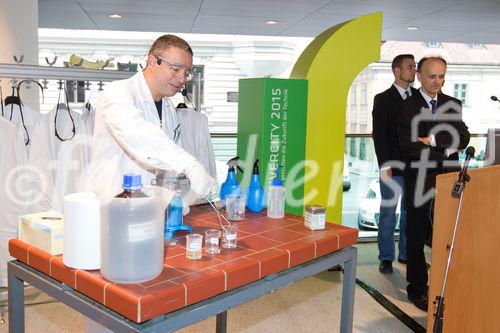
[397,56,470,311]
[372,54,417,274]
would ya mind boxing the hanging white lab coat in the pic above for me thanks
[1,101,42,148]
[176,107,217,179]
[0,117,30,286]
[28,104,87,211]
[86,71,196,197]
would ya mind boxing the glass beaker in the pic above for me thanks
[205,229,221,254]
[185,233,203,260]
[222,225,238,249]
[226,194,246,221]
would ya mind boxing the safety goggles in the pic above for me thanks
[155,55,193,81]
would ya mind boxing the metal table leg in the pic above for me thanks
[340,247,357,333]
[8,262,25,333]
[216,311,227,333]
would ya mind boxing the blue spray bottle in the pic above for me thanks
[219,156,243,206]
[246,159,265,212]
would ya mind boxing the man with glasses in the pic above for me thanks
[88,34,215,203]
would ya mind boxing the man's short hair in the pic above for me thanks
[417,56,447,72]
[148,34,193,56]
[391,54,414,73]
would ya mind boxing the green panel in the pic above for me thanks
[237,78,308,215]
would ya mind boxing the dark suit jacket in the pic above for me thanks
[397,91,470,203]
[372,85,419,176]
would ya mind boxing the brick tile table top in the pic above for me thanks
[9,205,358,323]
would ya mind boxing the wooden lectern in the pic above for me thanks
[427,165,500,332]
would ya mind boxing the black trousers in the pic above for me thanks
[404,175,433,296]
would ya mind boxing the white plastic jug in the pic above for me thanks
[100,175,165,284]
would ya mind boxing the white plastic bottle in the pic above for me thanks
[267,166,285,219]
[101,174,164,284]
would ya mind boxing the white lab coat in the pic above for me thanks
[0,117,30,286]
[28,104,89,211]
[176,107,217,179]
[1,101,42,148]
[87,72,196,197]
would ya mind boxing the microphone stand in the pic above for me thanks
[432,163,471,333]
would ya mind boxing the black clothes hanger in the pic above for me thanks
[4,86,29,144]
[4,94,21,107]
[5,83,20,107]
[54,81,76,142]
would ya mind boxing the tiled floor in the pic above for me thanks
[0,242,430,333]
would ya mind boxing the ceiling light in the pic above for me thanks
[108,13,122,19]
[265,20,278,25]
[406,26,419,31]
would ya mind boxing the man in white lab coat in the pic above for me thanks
[87,35,214,201]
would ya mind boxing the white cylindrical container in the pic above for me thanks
[63,192,101,269]
[100,175,164,284]
[267,185,285,219]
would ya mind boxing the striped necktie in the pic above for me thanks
[430,100,437,114]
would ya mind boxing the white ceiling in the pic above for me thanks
[38,0,500,44]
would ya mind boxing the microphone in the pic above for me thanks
[181,87,197,111]
[451,146,475,198]
[491,96,500,103]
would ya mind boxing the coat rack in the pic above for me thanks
[0,63,133,82]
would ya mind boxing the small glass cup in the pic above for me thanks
[185,233,203,260]
[221,225,238,249]
[205,229,221,254]
[226,194,246,221]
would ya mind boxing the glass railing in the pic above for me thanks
[210,133,488,239]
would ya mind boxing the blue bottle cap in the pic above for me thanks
[122,174,143,190]
[272,165,283,187]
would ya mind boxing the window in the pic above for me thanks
[360,83,367,105]
[184,65,205,109]
[454,83,468,105]
[350,85,357,105]
[66,80,86,103]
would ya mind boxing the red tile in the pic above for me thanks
[215,246,256,261]
[9,239,30,263]
[212,258,260,290]
[76,270,108,303]
[139,281,186,322]
[259,228,306,243]
[258,217,301,229]
[172,268,225,305]
[276,240,315,267]
[186,214,222,226]
[243,211,267,221]
[237,221,278,234]
[283,222,341,235]
[238,234,282,251]
[245,249,289,277]
[140,265,187,287]
[312,235,340,257]
[105,284,142,322]
[165,253,223,273]
[27,247,52,276]
[338,229,358,248]
[50,257,78,288]
[163,245,185,258]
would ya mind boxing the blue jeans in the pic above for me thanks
[377,175,407,262]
